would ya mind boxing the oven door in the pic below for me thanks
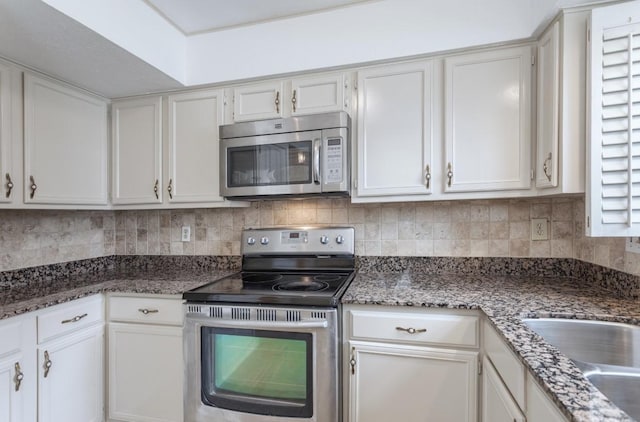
[220,130,323,198]
[184,306,339,422]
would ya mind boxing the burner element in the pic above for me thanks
[242,273,283,283]
[274,280,329,292]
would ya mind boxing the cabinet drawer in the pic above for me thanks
[349,310,479,348]
[37,295,104,344]
[483,320,526,410]
[108,296,183,326]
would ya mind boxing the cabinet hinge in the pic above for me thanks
[353,179,358,189]
[530,169,535,180]
[354,81,358,91]
[478,359,482,375]
[587,215,590,228]
[531,54,536,66]
[223,95,227,106]
[587,28,591,43]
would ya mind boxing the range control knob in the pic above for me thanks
[260,236,269,245]
[336,235,345,244]
[320,235,329,245]
[247,237,256,245]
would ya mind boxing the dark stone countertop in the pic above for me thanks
[343,272,640,422]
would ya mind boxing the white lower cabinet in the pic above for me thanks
[482,320,568,422]
[344,306,479,422]
[37,325,104,422]
[0,295,103,422]
[482,356,525,422]
[107,294,183,422]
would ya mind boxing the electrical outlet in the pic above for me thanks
[531,218,549,241]
[181,226,191,242]
[626,237,640,253]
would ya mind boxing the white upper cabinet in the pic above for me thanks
[23,74,108,205]
[536,11,589,195]
[444,46,532,193]
[167,89,226,204]
[536,21,560,189]
[0,61,13,204]
[354,61,433,200]
[112,96,163,205]
[233,72,351,122]
[289,73,350,116]
[587,0,640,236]
[233,80,284,121]
[585,1,640,236]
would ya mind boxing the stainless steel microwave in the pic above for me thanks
[220,112,351,200]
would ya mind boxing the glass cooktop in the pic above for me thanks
[183,271,355,307]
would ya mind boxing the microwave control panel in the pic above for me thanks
[325,138,343,183]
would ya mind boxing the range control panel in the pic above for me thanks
[242,227,354,255]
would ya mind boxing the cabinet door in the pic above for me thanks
[444,46,532,192]
[38,324,104,422]
[0,62,13,204]
[167,89,225,204]
[0,355,23,422]
[348,341,477,422]
[586,1,640,236]
[233,81,284,121]
[536,22,560,189]
[356,61,433,198]
[112,97,163,205]
[482,356,525,422]
[290,73,348,116]
[23,74,108,205]
[108,323,182,422]
[526,375,568,422]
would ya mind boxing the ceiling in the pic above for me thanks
[145,0,372,35]
[0,0,616,99]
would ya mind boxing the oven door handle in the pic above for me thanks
[187,315,329,329]
[313,138,321,185]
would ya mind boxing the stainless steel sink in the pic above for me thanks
[522,318,640,420]
[522,318,640,368]
[586,371,640,420]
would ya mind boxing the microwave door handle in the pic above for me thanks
[313,138,321,185]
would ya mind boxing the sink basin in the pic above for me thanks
[587,371,640,420]
[523,318,640,420]
[522,318,640,368]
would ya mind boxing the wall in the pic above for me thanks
[0,196,635,276]
[0,210,114,271]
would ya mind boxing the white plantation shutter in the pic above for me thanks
[588,1,640,236]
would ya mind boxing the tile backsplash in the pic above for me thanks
[0,196,635,276]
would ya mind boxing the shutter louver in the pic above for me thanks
[589,10,640,235]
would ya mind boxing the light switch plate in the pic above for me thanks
[531,218,549,241]
[181,226,191,242]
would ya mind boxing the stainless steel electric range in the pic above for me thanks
[183,226,355,422]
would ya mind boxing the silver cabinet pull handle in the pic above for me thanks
[396,326,427,334]
[5,173,13,198]
[14,362,23,391]
[167,178,173,199]
[349,347,356,375]
[313,138,321,185]
[138,308,159,315]
[275,91,280,114]
[29,175,37,199]
[292,89,297,113]
[61,313,88,324]
[425,165,431,189]
[446,163,453,187]
[543,152,552,182]
[153,179,159,199]
[43,351,52,378]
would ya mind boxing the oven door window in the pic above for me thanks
[227,141,313,187]
[201,327,313,418]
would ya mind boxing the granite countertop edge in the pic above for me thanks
[2,268,638,421]
[343,271,640,422]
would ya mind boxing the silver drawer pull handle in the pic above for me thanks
[61,313,88,324]
[43,351,52,378]
[396,326,427,334]
[14,362,23,391]
[138,308,159,315]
